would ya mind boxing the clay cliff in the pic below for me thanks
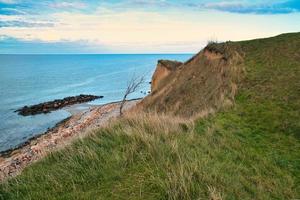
[151,60,182,92]
[142,42,244,118]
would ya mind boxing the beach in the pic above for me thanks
[0,54,191,153]
[0,99,140,182]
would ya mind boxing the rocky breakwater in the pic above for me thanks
[15,94,103,116]
[151,60,182,92]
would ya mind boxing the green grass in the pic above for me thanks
[1,33,299,199]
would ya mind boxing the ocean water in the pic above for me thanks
[0,54,192,152]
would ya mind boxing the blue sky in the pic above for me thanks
[0,0,300,54]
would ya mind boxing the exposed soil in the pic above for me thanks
[141,43,244,118]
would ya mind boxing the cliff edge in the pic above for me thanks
[151,60,182,92]
[143,42,244,118]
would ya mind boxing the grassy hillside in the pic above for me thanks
[1,33,299,199]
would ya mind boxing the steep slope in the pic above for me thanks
[151,60,182,91]
[142,33,300,125]
[141,42,244,118]
[1,33,299,200]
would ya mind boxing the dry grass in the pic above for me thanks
[1,109,299,199]
[1,32,300,200]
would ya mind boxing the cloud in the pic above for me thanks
[0,7,26,15]
[0,10,214,53]
[0,1,300,53]
[200,0,300,14]
[0,0,33,16]
[0,0,15,4]
[49,2,87,10]
[0,35,109,54]
[2,8,296,53]
[0,20,54,27]
[128,0,170,7]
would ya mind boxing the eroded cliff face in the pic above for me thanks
[151,60,182,92]
[141,42,245,118]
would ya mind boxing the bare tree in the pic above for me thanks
[119,75,145,116]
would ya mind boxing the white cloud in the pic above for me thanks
[0,14,20,20]
[201,0,300,14]
[0,0,15,4]
[49,2,87,9]
[204,1,245,9]
[1,5,300,53]
[1,8,27,15]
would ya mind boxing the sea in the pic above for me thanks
[0,54,192,152]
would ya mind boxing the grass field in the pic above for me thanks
[0,33,299,199]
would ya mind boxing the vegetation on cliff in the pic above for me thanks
[1,32,299,199]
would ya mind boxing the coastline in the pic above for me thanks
[0,98,141,182]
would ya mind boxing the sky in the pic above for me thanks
[0,0,299,54]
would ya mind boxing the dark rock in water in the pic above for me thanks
[15,94,103,116]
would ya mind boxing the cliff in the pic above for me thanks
[151,60,182,92]
[142,42,244,118]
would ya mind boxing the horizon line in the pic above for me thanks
[0,53,196,55]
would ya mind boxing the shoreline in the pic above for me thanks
[0,98,141,182]
[0,97,143,157]
[0,117,72,158]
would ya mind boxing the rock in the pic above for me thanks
[15,94,103,116]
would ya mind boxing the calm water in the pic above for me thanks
[0,54,192,152]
